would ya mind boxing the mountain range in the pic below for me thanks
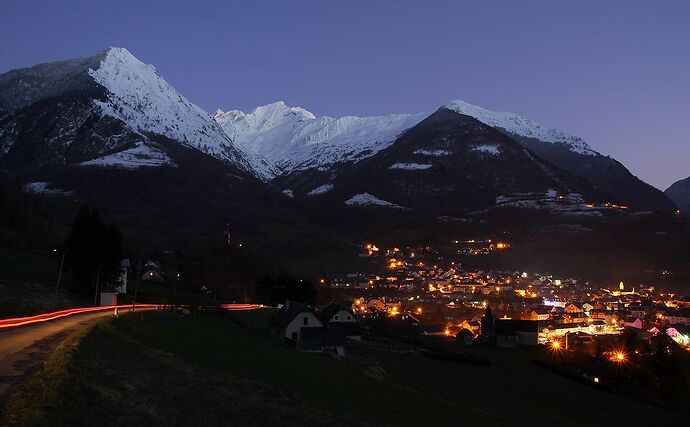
[0,47,680,251]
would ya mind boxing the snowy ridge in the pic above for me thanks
[445,100,597,156]
[214,98,602,177]
[88,48,276,180]
[215,101,427,173]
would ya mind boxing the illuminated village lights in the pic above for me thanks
[606,350,627,363]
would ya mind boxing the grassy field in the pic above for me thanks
[125,279,218,305]
[0,247,59,286]
[4,310,684,426]
[1,318,344,426]
[0,246,89,317]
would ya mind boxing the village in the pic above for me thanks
[316,241,690,350]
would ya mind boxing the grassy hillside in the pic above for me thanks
[3,311,685,426]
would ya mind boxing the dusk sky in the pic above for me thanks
[1,0,688,189]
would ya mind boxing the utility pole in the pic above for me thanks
[94,265,102,306]
[133,276,140,312]
[53,249,67,308]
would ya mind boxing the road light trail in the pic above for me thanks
[0,304,157,329]
[0,303,264,400]
[0,303,263,330]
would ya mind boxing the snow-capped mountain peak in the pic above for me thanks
[87,47,278,179]
[215,101,315,134]
[214,101,428,172]
[444,99,597,156]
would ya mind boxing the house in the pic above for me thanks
[140,261,164,283]
[665,325,690,345]
[320,303,355,323]
[99,291,118,306]
[459,319,481,335]
[270,301,324,342]
[541,323,589,340]
[564,303,584,314]
[319,303,362,340]
[494,319,540,346]
[456,328,474,345]
[298,327,346,357]
[563,312,587,324]
[627,305,646,318]
[623,317,643,329]
[666,309,690,326]
[523,306,551,321]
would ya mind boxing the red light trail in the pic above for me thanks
[0,304,262,330]
[0,304,157,329]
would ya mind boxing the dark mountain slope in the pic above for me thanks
[666,176,690,213]
[513,136,675,211]
[19,138,326,256]
[0,52,105,116]
[282,108,605,217]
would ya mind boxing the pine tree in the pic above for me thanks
[64,206,123,296]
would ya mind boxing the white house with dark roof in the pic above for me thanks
[320,303,362,340]
[270,301,324,342]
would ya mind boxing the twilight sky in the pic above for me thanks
[1,0,688,189]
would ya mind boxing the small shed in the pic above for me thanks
[100,292,119,306]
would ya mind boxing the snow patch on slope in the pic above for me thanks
[345,193,408,210]
[472,144,501,155]
[389,163,433,170]
[445,100,596,156]
[414,149,451,157]
[307,183,334,196]
[80,142,174,169]
[23,182,72,196]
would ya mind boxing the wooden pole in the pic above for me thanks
[53,250,67,308]
[94,265,102,306]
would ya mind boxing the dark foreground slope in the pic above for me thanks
[3,311,685,426]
